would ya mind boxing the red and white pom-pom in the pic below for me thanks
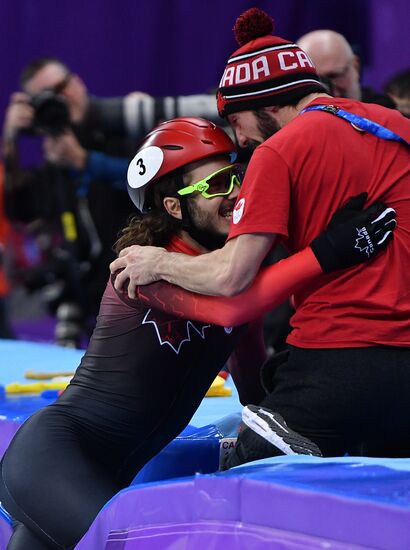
[233,7,274,46]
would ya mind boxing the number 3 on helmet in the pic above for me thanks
[127,117,237,212]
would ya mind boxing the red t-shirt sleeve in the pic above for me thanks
[114,247,321,327]
[228,145,291,241]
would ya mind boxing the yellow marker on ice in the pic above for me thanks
[25,370,75,380]
[6,380,71,394]
[205,375,232,397]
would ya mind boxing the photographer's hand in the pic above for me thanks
[43,130,87,170]
[3,92,34,153]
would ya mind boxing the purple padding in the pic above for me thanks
[103,522,361,550]
[0,521,12,550]
[75,472,410,550]
[0,510,12,548]
[76,479,355,550]
[0,395,54,459]
[0,420,20,458]
[12,315,56,343]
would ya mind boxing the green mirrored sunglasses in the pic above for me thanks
[177,164,242,199]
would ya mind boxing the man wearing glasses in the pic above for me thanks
[297,29,396,108]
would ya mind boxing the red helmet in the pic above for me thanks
[127,117,236,211]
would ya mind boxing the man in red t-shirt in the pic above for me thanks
[111,9,410,459]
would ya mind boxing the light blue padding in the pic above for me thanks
[233,453,410,472]
[0,340,84,384]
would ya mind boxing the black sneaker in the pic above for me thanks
[242,405,323,457]
[221,424,284,470]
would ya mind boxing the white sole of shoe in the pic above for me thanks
[242,406,322,456]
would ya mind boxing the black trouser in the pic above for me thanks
[261,345,410,457]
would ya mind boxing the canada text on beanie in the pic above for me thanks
[217,8,327,117]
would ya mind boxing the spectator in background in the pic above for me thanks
[384,69,410,118]
[297,29,396,108]
[0,163,15,339]
[2,57,222,346]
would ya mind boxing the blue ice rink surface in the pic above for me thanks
[0,339,242,426]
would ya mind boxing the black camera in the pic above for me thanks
[31,91,70,136]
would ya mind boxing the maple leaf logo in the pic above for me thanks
[355,227,374,258]
[142,309,210,354]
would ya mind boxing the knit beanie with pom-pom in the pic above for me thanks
[217,7,327,117]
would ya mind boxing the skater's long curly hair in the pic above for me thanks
[114,170,184,252]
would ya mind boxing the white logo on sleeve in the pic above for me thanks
[127,146,164,188]
[233,198,245,225]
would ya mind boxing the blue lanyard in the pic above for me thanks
[301,104,410,148]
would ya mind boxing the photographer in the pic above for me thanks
[2,59,138,346]
[2,58,224,346]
